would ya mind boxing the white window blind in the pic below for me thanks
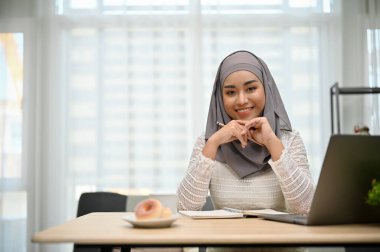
[66,26,189,193]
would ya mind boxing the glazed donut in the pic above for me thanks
[134,199,163,220]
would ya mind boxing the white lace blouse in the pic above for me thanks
[177,129,315,214]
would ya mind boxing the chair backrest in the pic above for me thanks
[76,192,127,217]
[74,192,128,252]
[126,195,149,212]
[202,196,214,211]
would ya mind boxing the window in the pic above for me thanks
[365,29,380,134]
[50,0,335,224]
[0,32,26,252]
[0,1,340,251]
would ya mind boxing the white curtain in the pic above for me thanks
[0,32,26,252]
[0,1,345,252]
[0,16,33,252]
[365,0,380,134]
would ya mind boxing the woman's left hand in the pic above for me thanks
[239,117,284,160]
[239,117,274,146]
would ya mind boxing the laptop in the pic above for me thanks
[259,134,380,225]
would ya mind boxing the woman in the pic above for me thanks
[177,50,315,215]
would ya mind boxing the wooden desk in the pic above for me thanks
[32,212,380,247]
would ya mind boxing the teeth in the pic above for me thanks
[237,108,251,112]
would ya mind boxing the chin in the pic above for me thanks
[237,115,257,121]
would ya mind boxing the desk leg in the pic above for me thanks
[99,246,131,252]
[120,246,131,252]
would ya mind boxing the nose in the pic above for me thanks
[237,91,248,105]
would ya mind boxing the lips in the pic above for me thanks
[235,107,253,118]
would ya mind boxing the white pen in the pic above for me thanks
[216,121,264,146]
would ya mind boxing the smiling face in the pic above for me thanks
[222,70,265,121]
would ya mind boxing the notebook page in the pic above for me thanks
[179,210,244,219]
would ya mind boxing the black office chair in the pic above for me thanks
[74,192,128,252]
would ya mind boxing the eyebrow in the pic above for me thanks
[223,79,258,89]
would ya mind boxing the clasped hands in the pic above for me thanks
[216,117,277,149]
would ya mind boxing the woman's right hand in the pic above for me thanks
[202,120,248,160]
[214,120,248,147]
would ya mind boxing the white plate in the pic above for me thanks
[122,214,180,228]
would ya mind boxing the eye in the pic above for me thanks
[247,86,257,92]
[225,90,235,96]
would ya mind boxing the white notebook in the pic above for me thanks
[226,208,288,216]
[179,208,287,219]
[179,210,244,219]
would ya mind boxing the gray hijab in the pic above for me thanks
[205,50,292,178]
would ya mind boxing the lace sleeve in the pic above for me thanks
[177,135,215,211]
[269,130,315,214]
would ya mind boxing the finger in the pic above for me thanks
[236,120,247,126]
[235,132,247,148]
[242,120,258,134]
[246,128,265,146]
[250,138,264,146]
[248,128,255,138]
[249,118,263,129]
[242,132,248,143]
